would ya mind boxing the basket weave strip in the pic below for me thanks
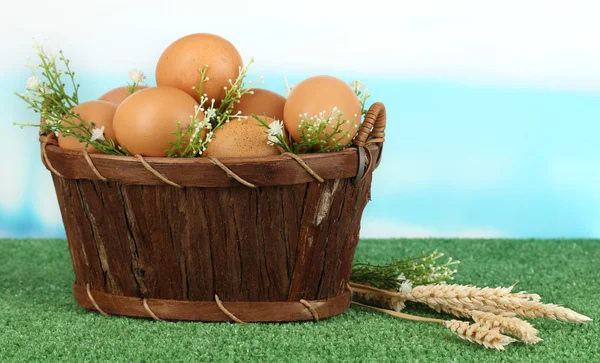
[82,150,108,181]
[134,154,182,188]
[43,143,327,187]
[299,299,320,321]
[39,133,64,177]
[75,284,346,322]
[207,157,258,188]
[282,153,325,183]
[215,294,246,323]
[353,102,386,147]
[142,299,161,321]
[85,283,108,316]
[355,146,374,183]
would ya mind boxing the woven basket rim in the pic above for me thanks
[46,142,371,164]
[40,102,386,187]
[42,142,382,187]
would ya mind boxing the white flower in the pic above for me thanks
[40,86,52,95]
[266,120,284,146]
[128,69,146,85]
[268,120,284,136]
[90,126,105,142]
[399,280,413,293]
[26,76,40,90]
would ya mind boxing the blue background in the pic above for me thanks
[3,71,599,239]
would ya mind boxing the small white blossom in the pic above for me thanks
[90,126,105,142]
[128,69,146,85]
[266,120,284,146]
[400,280,413,293]
[26,76,40,90]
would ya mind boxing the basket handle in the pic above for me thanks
[353,102,386,147]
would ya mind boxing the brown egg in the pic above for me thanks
[113,87,200,156]
[156,33,243,104]
[58,100,118,153]
[232,88,286,120]
[283,75,361,149]
[203,116,280,158]
[99,85,148,106]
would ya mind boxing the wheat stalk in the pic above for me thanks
[509,301,592,323]
[349,281,590,350]
[469,311,542,344]
[401,284,591,323]
[352,302,517,350]
[444,320,517,350]
[351,289,515,319]
[405,284,526,308]
[428,301,518,319]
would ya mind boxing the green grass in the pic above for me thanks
[1,239,598,362]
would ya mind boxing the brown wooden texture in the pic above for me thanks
[73,284,351,322]
[53,171,372,315]
[43,144,380,187]
[47,103,385,321]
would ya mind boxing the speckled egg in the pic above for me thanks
[283,75,361,149]
[203,116,280,158]
[156,33,243,104]
[232,88,286,120]
[112,87,200,156]
[99,85,147,106]
[58,100,118,153]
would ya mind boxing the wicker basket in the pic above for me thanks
[39,102,386,322]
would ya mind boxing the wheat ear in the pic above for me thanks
[444,320,517,350]
[350,283,518,318]
[430,302,518,319]
[404,284,526,310]
[352,292,407,312]
[509,301,592,323]
[402,285,590,323]
[469,310,542,344]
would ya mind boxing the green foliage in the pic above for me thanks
[257,79,372,154]
[351,250,459,290]
[253,107,359,154]
[14,41,129,156]
[166,59,259,158]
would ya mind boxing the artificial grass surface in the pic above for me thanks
[0,239,598,362]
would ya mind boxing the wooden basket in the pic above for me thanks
[39,102,386,323]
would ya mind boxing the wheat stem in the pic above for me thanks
[351,301,444,323]
[352,301,517,350]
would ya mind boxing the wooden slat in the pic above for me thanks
[74,284,351,322]
[44,144,381,187]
